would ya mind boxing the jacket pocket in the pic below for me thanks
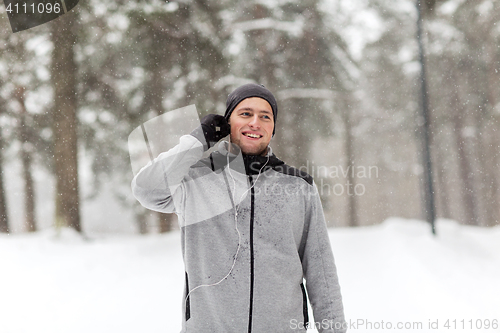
[185,272,191,321]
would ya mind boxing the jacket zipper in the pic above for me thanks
[247,175,255,333]
[185,272,191,321]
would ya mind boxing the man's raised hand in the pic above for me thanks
[190,114,230,149]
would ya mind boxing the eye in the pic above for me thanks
[240,111,251,116]
[262,114,271,120]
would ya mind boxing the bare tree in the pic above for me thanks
[340,98,359,227]
[15,87,36,232]
[50,12,81,232]
[0,126,9,234]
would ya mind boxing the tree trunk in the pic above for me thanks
[416,0,436,232]
[473,105,492,227]
[51,12,81,232]
[486,116,500,226]
[485,40,500,226]
[144,28,177,233]
[0,127,9,234]
[15,87,36,232]
[135,209,149,234]
[341,99,358,227]
[434,143,451,219]
[158,212,176,233]
[451,87,479,225]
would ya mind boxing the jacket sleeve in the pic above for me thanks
[131,134,204,214]
[302,183,346,333]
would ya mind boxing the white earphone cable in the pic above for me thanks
[184,136,269,302]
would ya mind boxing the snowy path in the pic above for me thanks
[0,218,499,333]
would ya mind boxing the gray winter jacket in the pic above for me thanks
[132,134,346,333]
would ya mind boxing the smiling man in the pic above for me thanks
[228,97,274,156]
[132,83,346,332]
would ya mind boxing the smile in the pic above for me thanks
[243,132,262,139]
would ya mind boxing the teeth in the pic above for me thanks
[245,133,260,138]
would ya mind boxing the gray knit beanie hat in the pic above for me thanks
[224,83,278,135]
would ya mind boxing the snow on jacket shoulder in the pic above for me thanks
[132,134,346,333]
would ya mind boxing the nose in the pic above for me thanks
[248,115,261,128]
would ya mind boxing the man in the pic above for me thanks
[132,83,346,332]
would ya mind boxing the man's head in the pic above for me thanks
[224,84,278,156]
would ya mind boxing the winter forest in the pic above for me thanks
[1,0,500,233]
[2,0,500,234]
[1,0,499,332]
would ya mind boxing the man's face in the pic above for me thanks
[228,97,274,156]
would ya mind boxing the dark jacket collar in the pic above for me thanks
[199,141,284,175]
[242,153,283,175]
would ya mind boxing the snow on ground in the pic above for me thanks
[0,218,499,333]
